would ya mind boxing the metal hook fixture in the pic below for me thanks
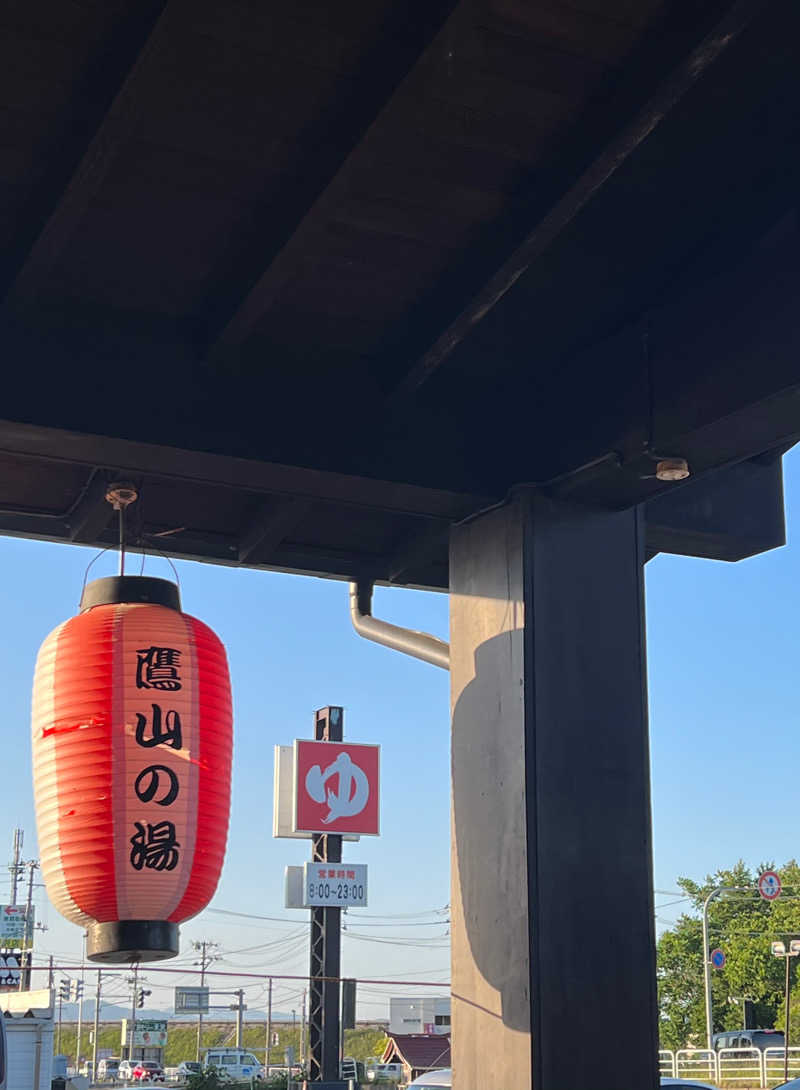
[639,452,691,482]
[105,482,139,576]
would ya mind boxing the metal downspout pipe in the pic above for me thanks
[348,582,450,670]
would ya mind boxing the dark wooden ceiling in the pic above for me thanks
[0,0,797,587]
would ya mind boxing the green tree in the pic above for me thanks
[658,860,800,1050]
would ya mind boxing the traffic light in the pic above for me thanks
[137,988,151,1008]
[341,978,356,1030]
[58,979,70,1001]
[69,980,83,1003]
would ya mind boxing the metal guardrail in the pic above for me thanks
[763,1045,800,1085]
[675,1048,719,1084]
[659,1050,677,1079]
[659,1045,800,1088]
[717,1046,763,1086]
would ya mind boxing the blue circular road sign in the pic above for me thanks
[711,948,726,969]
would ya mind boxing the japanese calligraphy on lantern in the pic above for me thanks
[136,646,182,691]
[109,611,201,923]
[129,650,185,875]
[293,741,380,836]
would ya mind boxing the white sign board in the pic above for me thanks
[285,866,304,909]
[0,906,32,942]
[303,862,368,907]
[175,986,209,1013]
[121,1019,167,1048]
[0,953,23,988]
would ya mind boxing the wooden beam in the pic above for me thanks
[209,0,463,355]
[1,2,171,310]
[390,0,772,403]
[0,419,492,522]
[644,454,786,563]
[238,497,311,563]
[386,520,451,584]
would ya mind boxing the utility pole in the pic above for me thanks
[235,989,244,1048]
[57,977,70,1054]
[301,988,307,1070]
[8,829,23,906]
[265,978,273,1072]
[92,970,102,1080]
[18,860,38,992]
[76,932,86,1070]
[127,965,139,1063]
[192,940,218,1061]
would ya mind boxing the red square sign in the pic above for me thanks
[294,740,380,836]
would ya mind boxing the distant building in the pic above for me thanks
[389,996,450,1036]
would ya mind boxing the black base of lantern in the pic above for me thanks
[87,920,179,963]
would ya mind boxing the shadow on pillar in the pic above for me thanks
[452,634,531,1037]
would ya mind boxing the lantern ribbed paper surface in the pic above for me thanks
[31,576,232,962]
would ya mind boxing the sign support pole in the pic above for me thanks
[308,706,343,1083]
[786,953,792,1085]
[128,964,138,1062]
[265,978,272,1072]
[92,970,101,1080]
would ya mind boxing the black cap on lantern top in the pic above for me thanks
[80,575,181,613]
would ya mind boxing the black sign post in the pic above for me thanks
[307,707,345,1087]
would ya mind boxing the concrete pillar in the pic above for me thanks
[449,494,658,1090]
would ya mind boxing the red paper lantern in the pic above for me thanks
[32,576,232,962]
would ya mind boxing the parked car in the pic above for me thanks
[661,1082,717,1089]
[118,1059,135,1081]
[133,1060,165,1082]
[173,1060,202,1080]
[202,1049,261,1080]
[408,1072,452,1088]
[98,1057,121,1080]
[713,1028,784,1052]
[367,1062,403,1082]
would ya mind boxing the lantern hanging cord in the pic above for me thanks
[80,546,115,606]
[118,505,125,576]
[141,532,182,590]
[105,483,139,577]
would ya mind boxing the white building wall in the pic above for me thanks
[6,1019,54,1090]
[389,997,451,1036]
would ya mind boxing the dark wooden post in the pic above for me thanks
[449,493,658,1090]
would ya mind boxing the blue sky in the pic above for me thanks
[2,447,799,1019]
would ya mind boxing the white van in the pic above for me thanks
[202,1048,261,1080]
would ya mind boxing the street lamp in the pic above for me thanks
[771,939,800,1083]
